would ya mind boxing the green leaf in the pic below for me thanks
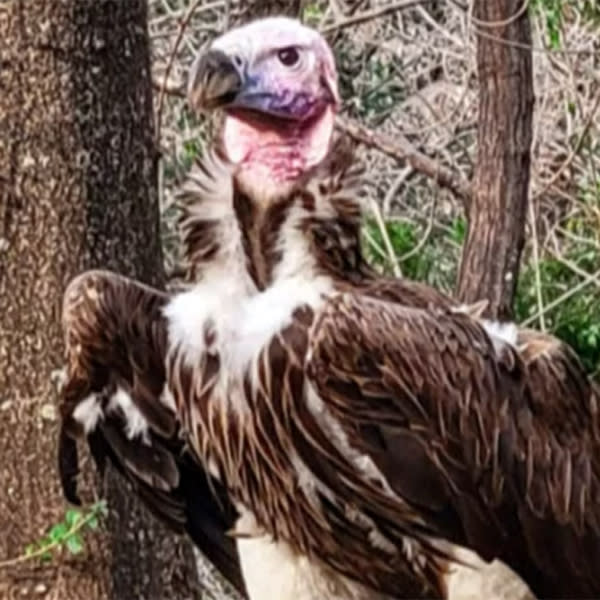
[449,217,466,244]
[303,2,324,25]
[92,500,108,517]
[65,509,82,528]
[65,533,84,555]
[24,544,35,557]
[49,523,68,542]
[86,515,99,531]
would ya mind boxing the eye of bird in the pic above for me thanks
[277,46,300,67]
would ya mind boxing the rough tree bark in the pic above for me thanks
[0,2,200,599]
[456,0,534,319]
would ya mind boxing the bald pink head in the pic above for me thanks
[188,17,339,193]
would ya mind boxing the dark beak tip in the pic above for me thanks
[187,49,243,112]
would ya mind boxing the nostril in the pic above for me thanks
[232,54,244,69]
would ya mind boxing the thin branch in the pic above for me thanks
[555,227,600,251]
[470,0,530,28]
[336,116,472,203]
[522,267,600,326]
[473,27,600,55]
[399,193,436,263]
[153,74,186,98]
[155,0,208,140]
[368,198,402,277]
[382,166,413,214]
[548,246,600,289]
[533,91,600,200]
[528,201,546,331]
[363,227,390,265]
[320,0,435,34]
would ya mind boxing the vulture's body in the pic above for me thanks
[59,17,600,600]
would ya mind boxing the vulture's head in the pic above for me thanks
[187,17,339,194]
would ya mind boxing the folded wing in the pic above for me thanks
[58,270,246,596]
[306,292,600,599]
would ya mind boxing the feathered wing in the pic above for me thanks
[306,292,600,599]
[58,270,246,596]
[362,277,598,451]
[517,328,599,445]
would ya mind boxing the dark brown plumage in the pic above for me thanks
[163,148,600,598]
[59,116,600,600]
[59,271,247,597]
[58,16,600,600]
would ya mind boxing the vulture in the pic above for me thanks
[58,16,600,600]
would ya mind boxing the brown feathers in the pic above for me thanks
[58,270,247,597]
[59,132,600,600]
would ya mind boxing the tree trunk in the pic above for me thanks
[0,2,200,599]
[456,0,534,320]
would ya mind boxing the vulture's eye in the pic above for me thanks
[277,47,300,67]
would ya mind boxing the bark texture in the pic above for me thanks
[456,0,534,319]
[0,1,200,598]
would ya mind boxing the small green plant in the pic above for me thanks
[302,2,325,26]
[0,501,107,569]
[531,0,563,48]
[335,43,405,126]
[362,210,600,378]
[362,218,461,293]
[515,251,600,375]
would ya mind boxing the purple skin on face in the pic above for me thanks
[232,73,328,123]
[281,92,318,120]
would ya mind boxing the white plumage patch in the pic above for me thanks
[481,320,518,351]
[232,276,332,370]
[444,547,534,600]
[159,383,177,412]
[165,273,332,372]
[72,387,149,440]
[107,387,149,440]
[235,508,392,600]
[72,393,103,433]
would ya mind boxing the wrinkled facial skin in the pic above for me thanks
[187,18,340,185]
[187,17,339,123]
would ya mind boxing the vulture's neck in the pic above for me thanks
[179,137,371,291]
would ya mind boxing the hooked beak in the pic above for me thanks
[187,49,333,123]
[187,49,243,112]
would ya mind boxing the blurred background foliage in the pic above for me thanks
[150,0,599,379]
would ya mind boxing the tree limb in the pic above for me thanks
[335,116,472,203]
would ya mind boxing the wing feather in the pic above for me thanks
[306,292,600,598]
[58,270,246,597]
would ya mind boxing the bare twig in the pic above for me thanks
[155,0,211,140]
[473,27,600,55]
[382,166,413,214]
[153,74,186,97]
[470,0,530,28]
[363,227,390,265]
[528,201,546,331]
[522,267,600,326]
[533,92,600,200]
[548,246,600,289]
[399,193,436,263]
[320,0,435,34]
[336,117,472,202]
[368,197,402,277]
